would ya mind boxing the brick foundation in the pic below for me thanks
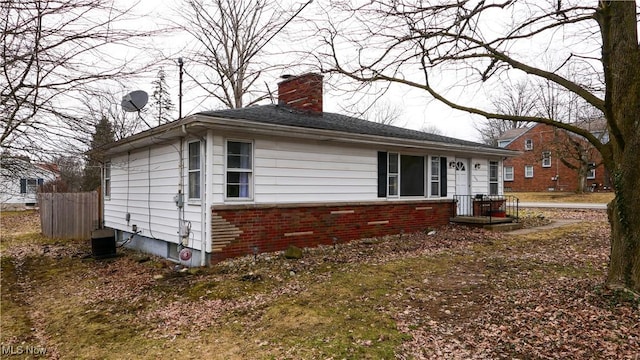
[210,200,455,262]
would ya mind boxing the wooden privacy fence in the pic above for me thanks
[39,192,99,240]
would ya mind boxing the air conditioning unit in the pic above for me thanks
[91,228,116,259]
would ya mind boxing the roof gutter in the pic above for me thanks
[104,114,518,158]
[191,115,518,157]
[102,118,190,155]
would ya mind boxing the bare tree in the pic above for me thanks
[476,80,535,145]
[350,100,404,126]
[322,1,640,292]
[556,127,605,193]
[420,124,445,136]
[53,155,83,192]
[79,89,149,143]
[1,0,163,161]
[492,77,606,192]
[534,79,607,193]
[179,0,312,109]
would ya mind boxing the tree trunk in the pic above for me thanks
[598,2,640,292]
[606,140,640,292]
[576,166,587,194]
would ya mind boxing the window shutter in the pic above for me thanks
[440,157,447,196]
[377,152,387,197]
[20,179,27,193]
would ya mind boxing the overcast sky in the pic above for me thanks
[122,0,638,142]
[113,0,491,141]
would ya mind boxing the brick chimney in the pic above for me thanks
[277,73,323,113]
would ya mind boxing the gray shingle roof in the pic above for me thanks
[198,104,496,149]
[496,127,529,141]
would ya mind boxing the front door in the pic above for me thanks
[455,158,471,215]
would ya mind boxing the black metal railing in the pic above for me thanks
[452,194,519,224]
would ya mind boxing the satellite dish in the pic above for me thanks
[121,90,148,112]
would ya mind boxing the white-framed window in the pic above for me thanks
[104,161,111,198]
[497,140,510,148]
[525,165,534,178]
[504,166,514,181]
[388,152,399,197]
[20,178,42,194]
[188,141,201,199]
[380,152,440,198]
[524,138,533,151]
[542,151,552,168]
[489,161,499,195]
[226,140,253,199]
[430,156,440,196]
[587,162,596,179]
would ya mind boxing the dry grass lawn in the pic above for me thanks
[508,191,614,203]
[0,209,637,359]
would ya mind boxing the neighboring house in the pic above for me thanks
[498,123,610,192]
[0,159,60,211]
[102,73,516,265]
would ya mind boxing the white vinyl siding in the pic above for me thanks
[103,143,203,250]
[245,137,377,203]
[211,135,502,204]
[104,132,507,253]
[470,158,488,196]
[446,164,456,197]
[0,163,56,207]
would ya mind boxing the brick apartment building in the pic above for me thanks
[498,123,611,192]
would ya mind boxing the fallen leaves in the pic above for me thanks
[0,210,40,236]
[392,210,639,360]
[2,208,638,359]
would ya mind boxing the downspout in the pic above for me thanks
[178,126,186,253]
[100,162,105,229]
[555,157,561,190]
[199,138,207,267]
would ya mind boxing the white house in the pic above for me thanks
[0,159,59,211]
[102,73,516,266]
